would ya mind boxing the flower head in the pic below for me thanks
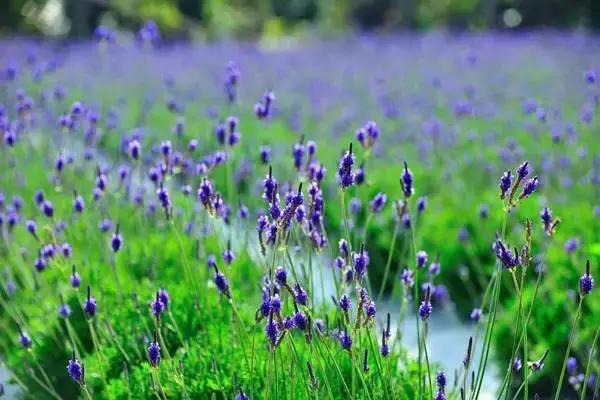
[579,260,594,296]
[111,225,123,252]
[147,334,161,367]
[352,245,370,278]
[339,330,352,350]
[67,352,84,383]
[499,170,512,199]
[337,143,355,189]
[370,192,387,214]
[17,324,32,349]
[400,162,414,198]
[213,265,231,299]
[84,286,97,318]
[418,287,432,321]
[416,250,428,268]
[519,176,539,200]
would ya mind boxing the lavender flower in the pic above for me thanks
[73,193,85,213]
[292,142,305,170]
[565,238,579,254]
[70,265,81,288]
[111,225,123,252]
[512,357,523,373]
[59,301,71,318]
[354,163,365,185]
[400,267,414,289]
[363,301,376,319]
[470,308,482,323]
[339,294,351,312]
[260,146,271,164]
[370,192,387,213]
[519,176,539,199]
[337,143,355,188]
[339,330,352,350]
[293,310,307,330]
[147,335,161,367]
[416,196,427,213]
[352,245,370,278]
[418,287,432,320]
[151,291,165,317]
[198,178,214,208]
[499,170,512,199]
[494,239,520,269]
[275,266,287,286]
[213,265,231,299]
[236,390,249,400]
[41,200,54,218]
[294,283,308,305]
[265,314,280,347]
[223,241,235,265]
[339,239,349,259]
[416,250,428,268]
[84,286,96,318]
[350,198,362,215]
[400,161,414,198]
[17,325,32,349]
[566,357,578,375]
[530,349,549,372]
[25,219,37,238]
[269,295,281,314]
[67,352,84,383]
[579,260,594,296]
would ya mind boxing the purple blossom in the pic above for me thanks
[67,354,84,383]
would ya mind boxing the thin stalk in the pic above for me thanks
[82,385,95,400]
[376,222,399,304]
[510,372,532,400]
[554,297,583,400]
[580,324,600,400]
[423,322,434,399]
[508,270,529,400]
[314,333,353,399]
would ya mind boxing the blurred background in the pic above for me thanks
[1,0,600,40]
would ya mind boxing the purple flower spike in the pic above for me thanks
[400,161,414,198]
[223,240,235,265]
[352,245,370,278]
[67,352,84,383]
[17,324,32,349]
[148,334,161,367]
[213,264,231,299]
[416,250,428,268]
[84,286,97,318]
[339,330,352,350]
[275,266,287,286]
[580,260,594,296]
[339,294,351,312]
[418,287,432,321]
[70,265,81,288]
[499,170,512,199]
[337,143,355,189]
[370,192,387,214]
[111,225,123,252]
[151,291,165,317]
[519,176,539,200]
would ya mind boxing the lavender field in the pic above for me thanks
[0,28,599,399]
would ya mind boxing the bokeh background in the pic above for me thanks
[1,0,600,39]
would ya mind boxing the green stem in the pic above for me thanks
[580,325,600,400]
[376,222,399,304]
[554,297,583,400]
[422,322,434,400]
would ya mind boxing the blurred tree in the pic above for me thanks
[0,0,599,37]
[272,0,318,23]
